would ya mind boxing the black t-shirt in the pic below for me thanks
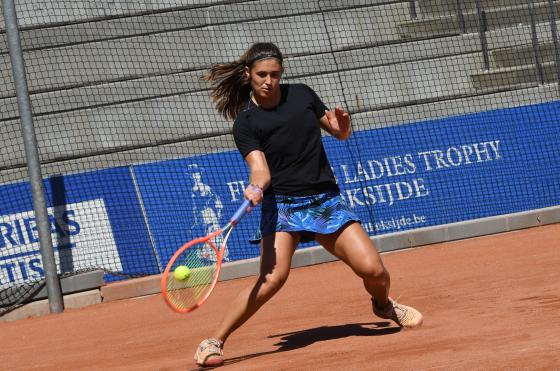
[233,83,339,196]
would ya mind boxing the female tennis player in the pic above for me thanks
[195,42,423,366]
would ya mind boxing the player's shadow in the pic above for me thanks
[193,321,399,370]
[268,321,400,351]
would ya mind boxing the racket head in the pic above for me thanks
[161,231,223,313]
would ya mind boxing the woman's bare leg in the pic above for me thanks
[315,222,390,306]
[316,222,423,328]
[212,231,300,343]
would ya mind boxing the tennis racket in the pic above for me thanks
[161,197,252,313]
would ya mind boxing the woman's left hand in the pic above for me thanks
[322,106,351,140]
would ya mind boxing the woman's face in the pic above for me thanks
[247,58,282,102]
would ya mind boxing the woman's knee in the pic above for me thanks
[257,271,289,297]
[355,259,388,281]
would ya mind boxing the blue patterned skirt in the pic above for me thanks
[250,191,361,244]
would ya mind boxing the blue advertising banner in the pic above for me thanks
[132,152,259,265]
[0,167,157,287]
[329,101,560,234]
[1,100,558,282]
[134,101,560,265]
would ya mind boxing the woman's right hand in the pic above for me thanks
[244,183,264,209]
[243,150,270,210]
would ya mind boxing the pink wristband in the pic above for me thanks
[250,183,263,194]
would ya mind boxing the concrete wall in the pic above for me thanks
[1,0,558,182]
[402,0,559,37]
[418,0,528,17]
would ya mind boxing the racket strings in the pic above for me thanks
[165,240,219,310]
[163,225,234,312]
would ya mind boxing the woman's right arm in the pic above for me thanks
[243,150,271,206]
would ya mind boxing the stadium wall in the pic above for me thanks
[0,0,559,304]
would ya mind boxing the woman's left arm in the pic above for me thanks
[319,106,351,140]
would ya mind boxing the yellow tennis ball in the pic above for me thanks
[173,265,191,281]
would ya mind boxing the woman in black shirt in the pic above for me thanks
[194,42,423,367]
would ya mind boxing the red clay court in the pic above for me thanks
[1,223,559,370]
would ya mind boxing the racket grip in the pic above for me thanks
[230,199,251,224]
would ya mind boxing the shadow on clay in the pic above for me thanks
[192,321,400,370]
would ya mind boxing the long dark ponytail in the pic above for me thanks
[203,42,283,120]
